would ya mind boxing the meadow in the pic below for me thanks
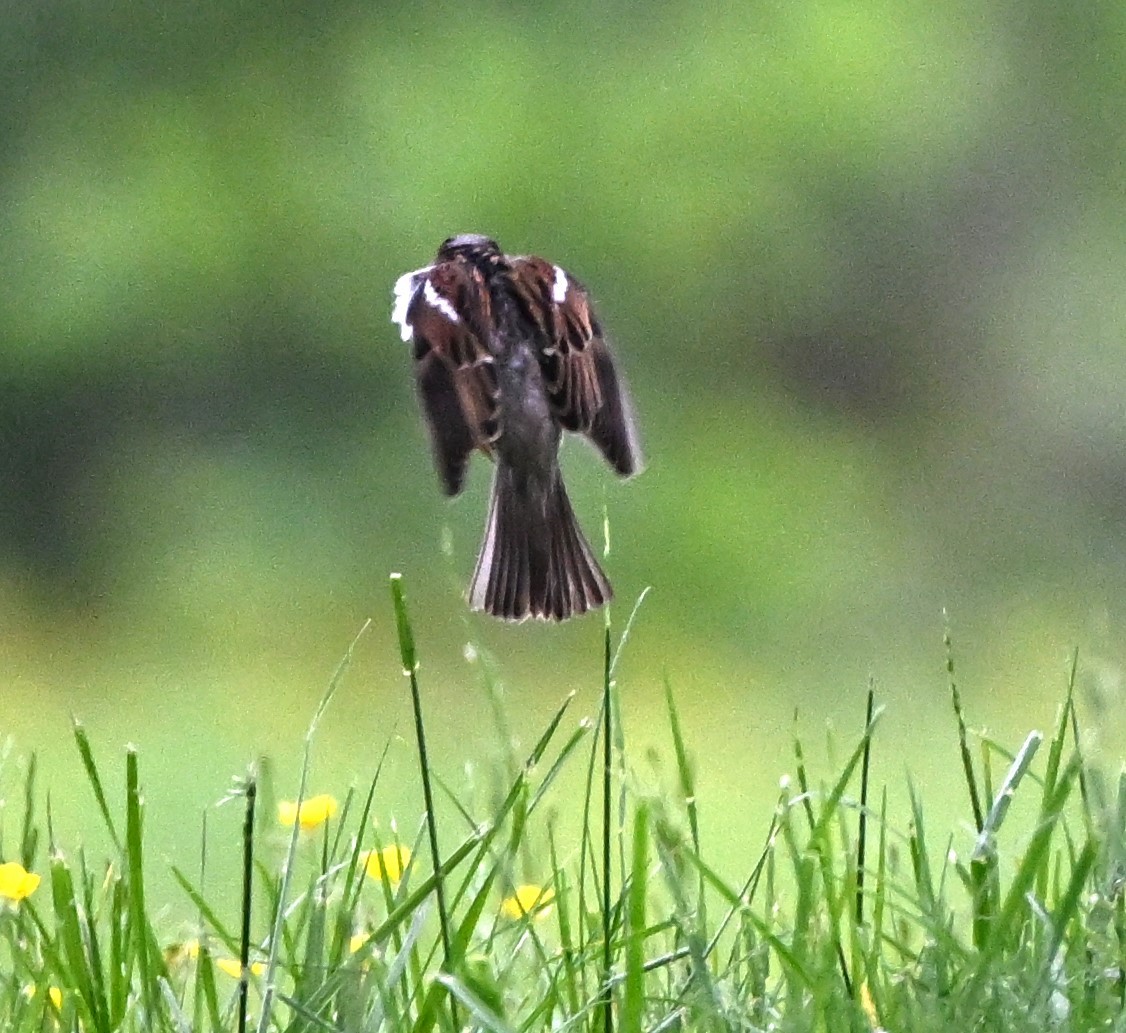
[3,2,1125,1028]
[1,576,1121,1032]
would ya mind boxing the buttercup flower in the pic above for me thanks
[501,884,555,921]
[216,958,266,979]
[0,861,41,902]
[164,939,202,967]
[363,844,411,886]
[277,795,338,830]
[24,985,63,1011]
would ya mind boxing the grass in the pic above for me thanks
[0,576,1123,1032]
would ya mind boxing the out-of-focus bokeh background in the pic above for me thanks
[3,0,1124,910]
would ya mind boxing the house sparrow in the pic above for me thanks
[391,234,642,621]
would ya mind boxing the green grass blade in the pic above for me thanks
[969,752,1082,994]
[969,730,1042,949]
[125,747,162,1026]
[944,618,984,833]
[1047,835,1097,965]
[621,802,649,1033]
[600,623,614,1033]
[855,684,875,927]
[811,705,883,847]
[433,973,517,1033]
[159,977,194,1033]
[170,868,240,952]
[255,620,369,1033]
[71,720,121,853]
[608,586,651,679]
[19,751,38,870]
[390,573,457,1031]
[76,850,111,1028]
[48,851,104,1032]
[236,777,256,1033]
[389,572,417,673]
[664,676,699,855]
[412,855,502,1033]
[978,730,1042,842]
[1043,650,1078,799]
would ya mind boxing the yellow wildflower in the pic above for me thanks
[24,985,63,1011]
[0,861,40,902]
[500,884,555,921]
[164,939,202,966]
[216,957,266,979]
[349,932,369,954]
[277,795,338,830]
[364,844,411,886]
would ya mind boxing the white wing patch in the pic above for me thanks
[423,279,461,324]
[391,266,431,342]
[552,265,569,304]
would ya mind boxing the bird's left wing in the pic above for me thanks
[509,256,642,478]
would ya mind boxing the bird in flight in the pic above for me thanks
[392,234,642,621]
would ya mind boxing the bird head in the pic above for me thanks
[436,233,503,268]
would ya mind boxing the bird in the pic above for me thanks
[391,234,642,622]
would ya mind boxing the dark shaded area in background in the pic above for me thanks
[1,325,389,602]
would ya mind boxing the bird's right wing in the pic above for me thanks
[392,262,500,495]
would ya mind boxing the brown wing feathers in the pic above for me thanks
[407,264,500,495]
[510,257,640,476]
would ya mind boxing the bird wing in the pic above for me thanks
[510,256,642,477]
[393,262,500,495]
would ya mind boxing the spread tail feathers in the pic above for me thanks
[469,465,611,621]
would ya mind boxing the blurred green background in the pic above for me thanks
[2,0,1124,912]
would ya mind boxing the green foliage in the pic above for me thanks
[5,0,1126,720]
[0,587,1123,1032]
